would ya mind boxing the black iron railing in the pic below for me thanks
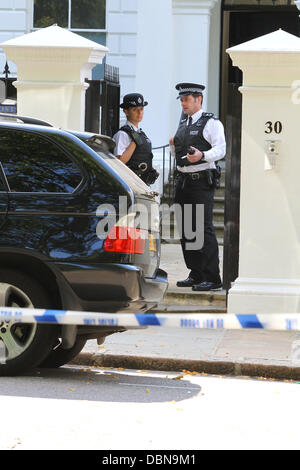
[152,144,176,202]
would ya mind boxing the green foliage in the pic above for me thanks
[34,0,68,28]
[33,0,106,29]
[71,0,106,29]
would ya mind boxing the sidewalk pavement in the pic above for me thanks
[73,244,300,381]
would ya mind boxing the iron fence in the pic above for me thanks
[85,64,120,137]
[152,144,176,203]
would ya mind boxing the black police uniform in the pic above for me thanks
[115,93,159,185]
[174,83,223,291]
[118,125,157,184]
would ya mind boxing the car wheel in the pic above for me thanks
[39,337,87,368]
[0,269,58,376]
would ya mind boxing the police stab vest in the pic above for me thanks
[119,125,154,173]
[174,113,215,168]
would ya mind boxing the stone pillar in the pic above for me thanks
[0,25,108,130]
[226,29,300,313]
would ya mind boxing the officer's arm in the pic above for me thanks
[202,119,226,162]
[114,131,136,164]
[118,141,137,164]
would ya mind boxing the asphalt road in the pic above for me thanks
[0,365,300,450]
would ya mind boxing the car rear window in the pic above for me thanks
[0,129,83,193]
[87,141,152,195]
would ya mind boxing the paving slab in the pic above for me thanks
[74,327,300,381]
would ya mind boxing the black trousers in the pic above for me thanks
[174,172,221,284]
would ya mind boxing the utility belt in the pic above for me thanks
[178,170,208,180]
[128,161,159,185]
[176,164,221,189]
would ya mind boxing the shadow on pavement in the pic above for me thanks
[0,366,202,404]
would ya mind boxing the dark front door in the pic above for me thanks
[221,0,300,292]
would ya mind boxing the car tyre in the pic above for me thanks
[0,269,58,376]
[39,336,87,368]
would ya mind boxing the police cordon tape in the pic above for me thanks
[0,307,300,331]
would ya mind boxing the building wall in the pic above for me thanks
[0,0,31,75]
[106,0,138,109]
[135,0,173,147]
[0,0,222,146]
[106,0,221,145]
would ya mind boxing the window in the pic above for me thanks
[33,0,106,79]
[33,0,106,30]
[0,130,83,193]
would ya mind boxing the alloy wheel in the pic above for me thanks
[0,283,37,362]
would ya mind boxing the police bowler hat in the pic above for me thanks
[120,93,148,109]
[175,82,205,99]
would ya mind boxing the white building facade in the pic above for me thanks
[0,0,222,147]
[0,0,298,145]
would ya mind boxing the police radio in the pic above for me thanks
[181,147,196,160]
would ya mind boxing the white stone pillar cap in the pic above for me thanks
[227,29,300,69]
[227,29,300,87]
[0,24,108,64]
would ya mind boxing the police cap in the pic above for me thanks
[175,82,205,99]
[120,93,148,109]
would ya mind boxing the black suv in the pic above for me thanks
[0,114,167,375]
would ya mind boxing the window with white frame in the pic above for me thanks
[33,0,106,79]
[33,0,106,29]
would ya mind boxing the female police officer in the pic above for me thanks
[113,93,158,185]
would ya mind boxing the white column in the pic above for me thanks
[227,29,300,313]
[170,0,218,134]
[106,0,138,111]
[135,0,173,147]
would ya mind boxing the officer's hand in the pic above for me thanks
[169,137,174,146]
[187,147,203,163]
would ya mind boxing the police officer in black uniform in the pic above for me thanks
[113,93,159,185]
[171,83,226,291]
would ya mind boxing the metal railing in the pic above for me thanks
[152,144,176,202]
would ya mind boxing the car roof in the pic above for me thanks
[0,113,116,153]
[68,130,116,154]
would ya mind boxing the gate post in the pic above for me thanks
[0,25,108,131]
[226,29,300,313]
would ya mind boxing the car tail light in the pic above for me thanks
[104,226,146,254]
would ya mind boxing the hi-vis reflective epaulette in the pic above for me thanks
[0,308,300,331]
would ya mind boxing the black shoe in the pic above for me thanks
[192,281,222,291]
[176,276,201,288]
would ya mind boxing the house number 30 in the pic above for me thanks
[265,121,282,134]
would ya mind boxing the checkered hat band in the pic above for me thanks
[179,88,202,94]
[129,99,143,105]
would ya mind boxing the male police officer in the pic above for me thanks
[113,93,159,185]
[171,83,226,291]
